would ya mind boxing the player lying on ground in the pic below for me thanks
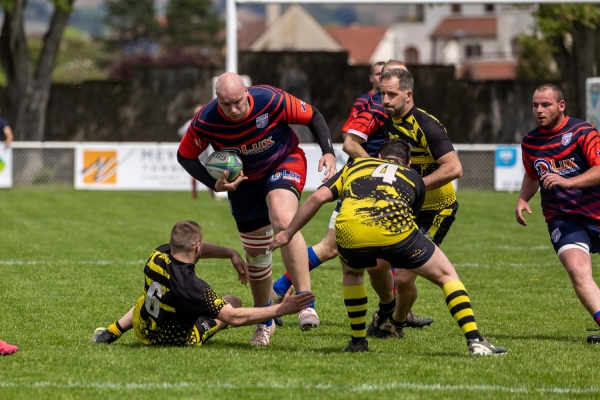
[270,139,506,355]
[91,220,314,347]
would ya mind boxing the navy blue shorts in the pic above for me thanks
[228,148,307,233]
[547,215,600,254]
[337,229,435,270]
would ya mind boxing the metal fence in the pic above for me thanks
[7,142,501,190]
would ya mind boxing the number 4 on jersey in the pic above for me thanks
[372,163,399,184]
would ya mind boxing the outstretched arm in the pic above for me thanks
[216,291,315,327]
[201,242,249,285]
[270,186,334,251]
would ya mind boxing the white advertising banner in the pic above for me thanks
[494,145,524,191]
[74,143,348,191]
[75,144,191,190]
[0,145,12,188]
[303,144,349,191]
[586,77,600,127]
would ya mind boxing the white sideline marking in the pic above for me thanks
[0,381,597,394]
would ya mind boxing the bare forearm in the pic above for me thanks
[342,135,369,159]
[199,243,236,259]
[422,152,462,190]
[565,165,600,188]
[518,174,539,202]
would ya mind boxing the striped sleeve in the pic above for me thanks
[282,91,314,125]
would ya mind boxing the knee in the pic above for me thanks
[240,232,274,281]
[394,271,417,287]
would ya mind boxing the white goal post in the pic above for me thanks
[225,0,593,73]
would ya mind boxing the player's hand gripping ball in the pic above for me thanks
[205,151,243,182]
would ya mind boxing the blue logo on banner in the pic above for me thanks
[495,147,517,167]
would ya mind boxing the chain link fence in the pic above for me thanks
[6,142,501,190]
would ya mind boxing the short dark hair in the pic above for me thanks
[379,139,411,165]
[170,220,202,253]
[370,61,385,75]
[382,59,408,73]
[380,68,413,92]
[535,84,564,102]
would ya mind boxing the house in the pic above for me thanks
[392,3,536,79]
[237,3,537,79]
[238,5,389,66]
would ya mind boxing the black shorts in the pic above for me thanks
[417,201,458,245]
[193,317,220,345]
[228,148,307,233]
[337,229,435,270]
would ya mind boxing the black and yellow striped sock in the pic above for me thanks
[107,321,124,338]
[377,297,396,322]
[343,284,368,343]
[443,280,482,341]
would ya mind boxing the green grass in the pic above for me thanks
[1,189,599,399]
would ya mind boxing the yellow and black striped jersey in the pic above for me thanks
[134,244,228,346]
[324,157,426,248]
[383,105,457,210]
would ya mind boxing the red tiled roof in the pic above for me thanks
[326,25,388,65]
[431,17,496,39]
[458,61,517,80]
[238,19,266,50]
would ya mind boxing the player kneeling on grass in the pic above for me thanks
[270,139,506,355]
[91,220,314,347]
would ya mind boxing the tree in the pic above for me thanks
[0,0,75,141]
[102,0,161,54]
[519,4,600,117]
[164,0,223,49]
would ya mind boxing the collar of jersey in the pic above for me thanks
[391,104,417,124]
[539,115,569,135]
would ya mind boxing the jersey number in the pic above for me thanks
[145,281,163,318]
[372,163,398,184]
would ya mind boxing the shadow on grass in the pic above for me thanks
[491,333,584,343]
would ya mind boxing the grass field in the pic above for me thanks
[1,189,599,400]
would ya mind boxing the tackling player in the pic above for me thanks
[91,221,315,347]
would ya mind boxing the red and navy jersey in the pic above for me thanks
[179,85,313,180]
[522,116,600,222]
[341,90,374,133]
[346,92,386,157]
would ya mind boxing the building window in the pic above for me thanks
[484,4,495,13]
[511,37,522,58]
[451,4,461,14]
[404,47,419,64]
[465,44,482,58]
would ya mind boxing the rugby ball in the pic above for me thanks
[205,151,243,182]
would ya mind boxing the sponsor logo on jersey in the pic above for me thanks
[256,113,269,129]
[561,132,573,146]
[551,228,561,243]
[241,136,274,155]
[200,322,211,332]
[270,172,282,182]
[533,158,579,177]
[300,101,306,112]
[410,247,428,259]
[270,170,301,183]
